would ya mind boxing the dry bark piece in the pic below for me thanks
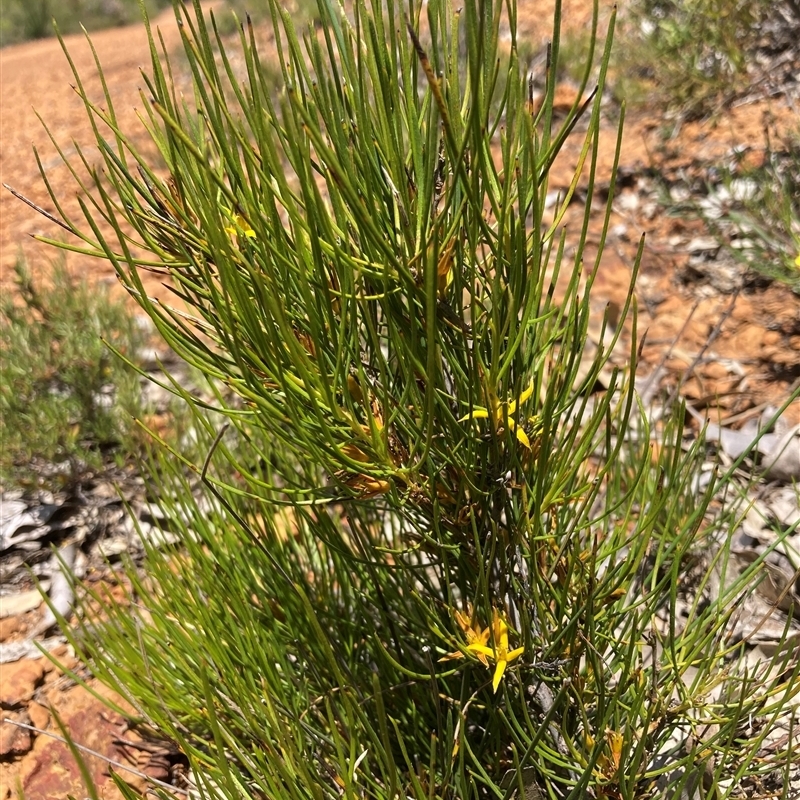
[37,544,77,635]
[27,702,50,731]
[0,587,48,619]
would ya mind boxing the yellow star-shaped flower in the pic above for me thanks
[459,381,534,448]
[468,609,525,693]
[222,207,256,240]
[439,605,491,666]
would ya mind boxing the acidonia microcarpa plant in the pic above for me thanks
[10,0,800,796]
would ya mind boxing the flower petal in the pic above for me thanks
[506,646,525,663]
[493,613,509,650]
[438,650,466,662]
[492,659,507,693]
[454,609,473,632]
[459,407,490,422]
[507,382,533,415]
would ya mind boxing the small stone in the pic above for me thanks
[27,701,50,731]
[686,236,720,253]
[0,659,46,707]
[0,711,33,757]
[0,589,45,619]
[0,616,24,642]
[702,361,733,381]
[44,645,78,677]
[610,223,629,240]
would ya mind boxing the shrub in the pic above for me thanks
[0,258,148,489]
[695,128,800,293]
[615,0,800,120]
[15,0,800,796]
[0,0,172,48]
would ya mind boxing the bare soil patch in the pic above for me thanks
[0,4,193,304]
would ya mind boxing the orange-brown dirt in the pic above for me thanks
[0,3,198,305]
[1,1,799,797]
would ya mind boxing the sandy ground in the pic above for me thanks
[0,3,197,302]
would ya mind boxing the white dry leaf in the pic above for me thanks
[766,486,800,529]
[0,497,60,551]
[37,543,77,633]
[689,405,800,482]
[759,423,800,482]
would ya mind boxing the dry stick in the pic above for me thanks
[665,287,741,412]
[640,297,700,407]
[2,183,73,233]
[201,423,229,482]
[1,717,189,796]
[719,374,800,427]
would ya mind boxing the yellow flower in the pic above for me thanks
[435,237,456,296]
[440,605,491,666]
[223,209,256,239]
[794,252,800,269]
[344,473,392,498]
[468,609,525,693]
[459,381,534,448]
[340,443,371,463]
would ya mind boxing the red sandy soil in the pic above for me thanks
[1,1,798,797]
[0,3,196,304]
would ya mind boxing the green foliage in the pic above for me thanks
[0,258,147,488]
[21,0,800,797]
[0,0,51,44]
[616,0,789,119]
[656,126,800,294]
[0,0,172,48]
[220,0,322,32]
[704,130,800,293]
